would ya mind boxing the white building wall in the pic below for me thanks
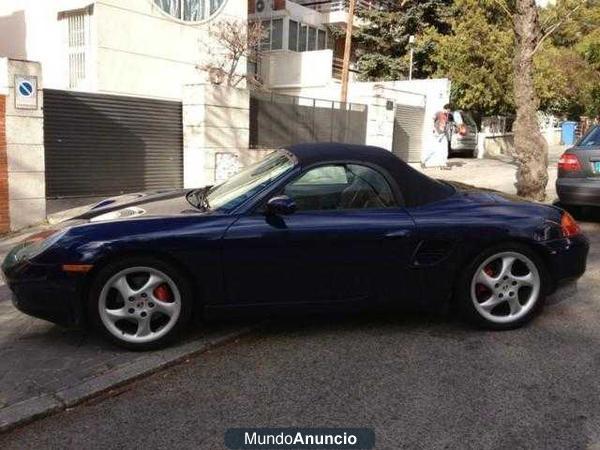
[0,0,93,90]
[260,50,333,89]
[94,0,246,100]
[0,0,246,100]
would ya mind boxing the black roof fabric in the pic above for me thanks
[285,143,454,207]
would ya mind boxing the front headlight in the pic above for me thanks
[12,228,69,262]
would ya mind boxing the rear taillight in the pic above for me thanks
[561,211,581,237]
[558,153,581,172]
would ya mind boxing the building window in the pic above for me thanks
[272,18,283,50]
[289,20,299,51]
[260,18,284,51]
[67,12,88,89]
[308,27,316,51]
[317,29,326,50]
[261,20,272,51]
[299,25,308,52]
[154,0,225,22]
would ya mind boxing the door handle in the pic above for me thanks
[385,230,412,239]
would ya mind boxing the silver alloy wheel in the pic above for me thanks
[470,252,541,324]
[98,267,182,344]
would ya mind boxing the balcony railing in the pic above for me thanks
[293,0,392,13]
[332,57,359,80]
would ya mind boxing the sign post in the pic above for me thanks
[14,75,38,110]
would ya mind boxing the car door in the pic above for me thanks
[221,163,418,306]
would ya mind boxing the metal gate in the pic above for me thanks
[250,91,368,149]
[392,104,425,163]
[44,89,183,199]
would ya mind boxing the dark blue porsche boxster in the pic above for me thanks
[2,144,589,349]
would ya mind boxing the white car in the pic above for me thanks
[449,110,479,158]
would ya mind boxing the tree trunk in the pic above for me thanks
[512,0,548,202]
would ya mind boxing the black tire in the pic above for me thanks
[87,256,194,351]
[456,243,548,330]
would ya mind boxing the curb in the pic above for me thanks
[0,324,261,434]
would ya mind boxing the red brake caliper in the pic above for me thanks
[477,265,495,297]
[484,265,494,277]
[153,284,174,303]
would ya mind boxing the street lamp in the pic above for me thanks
[408,35,415,81]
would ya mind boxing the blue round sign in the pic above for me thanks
[18,81,34,97]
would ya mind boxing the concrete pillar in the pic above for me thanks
[2,58,46,231]
[365,86,395,151]
[182,84,250,187]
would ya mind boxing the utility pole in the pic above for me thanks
[408,35,415,80]
[340,0,356,104]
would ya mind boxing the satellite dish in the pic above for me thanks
[256,0,265,12]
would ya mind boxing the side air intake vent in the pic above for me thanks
[413,240,454,267]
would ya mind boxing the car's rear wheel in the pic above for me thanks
[457,244,546,330]
[88,257,193,350]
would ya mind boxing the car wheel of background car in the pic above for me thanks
[88,257,193,350]
[457,244,547,330]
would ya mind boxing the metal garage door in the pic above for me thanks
[44,89,183,199]
[392,104,425,163]
[250,92,368,148]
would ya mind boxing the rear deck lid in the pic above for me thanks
[570,126,600,178]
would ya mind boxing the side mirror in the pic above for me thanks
[265,195,297,216]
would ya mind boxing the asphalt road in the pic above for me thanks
[1,219,600,450]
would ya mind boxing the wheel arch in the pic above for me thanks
[451,237,553,305]
[79,249,203,324]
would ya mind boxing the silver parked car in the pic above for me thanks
[449,110,479,158]
[556,125,600,210]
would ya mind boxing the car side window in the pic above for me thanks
[283,164,397,211]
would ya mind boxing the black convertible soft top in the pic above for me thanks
[285,143,455,207]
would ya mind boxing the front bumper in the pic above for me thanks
[556,178,600,206]
[538,234,589,294]
[2,260,85,327]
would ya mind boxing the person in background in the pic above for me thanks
[423,104,452,167]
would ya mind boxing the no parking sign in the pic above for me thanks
[14,75,38,110]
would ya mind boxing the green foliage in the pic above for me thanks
[351,1,452,81]
[538,0,600,118]
[430,0,515,115]
[351,0,600,117]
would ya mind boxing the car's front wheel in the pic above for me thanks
[88,257,193,350]
[457,244,547,330]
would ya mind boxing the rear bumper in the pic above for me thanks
[538,234,589,293]
[556,178,600,206]
[449,140,477,152]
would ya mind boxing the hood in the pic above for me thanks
[49,189,205,224]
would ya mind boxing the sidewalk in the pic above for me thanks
[0,289,258,432]
[416,144,565,203]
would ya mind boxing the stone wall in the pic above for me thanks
[183,84,256,187]
[365,93,395,151]
[5,60,46,230]
[483,134,515,157]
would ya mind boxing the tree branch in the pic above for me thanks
[491,0,513,17]
[531,0,587,56]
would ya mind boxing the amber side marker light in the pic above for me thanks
[62,264,94,273]
[561,212,581,238]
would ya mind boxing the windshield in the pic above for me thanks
[197,150,296,212]
[454,111,477,128]
[580,126,600,147]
